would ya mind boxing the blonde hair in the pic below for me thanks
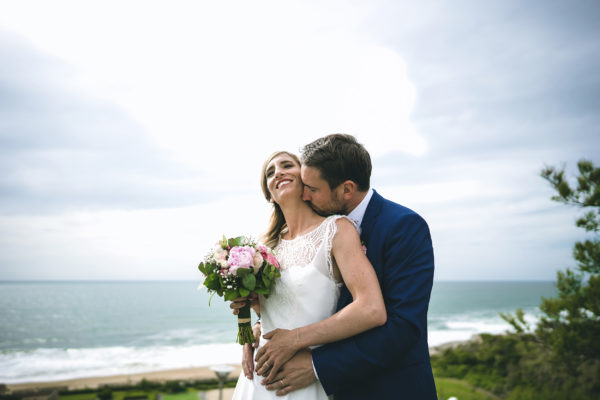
[260,151,301,248]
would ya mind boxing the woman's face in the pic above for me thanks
[265,153,302,205]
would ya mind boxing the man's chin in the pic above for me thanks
[305,201,340,217]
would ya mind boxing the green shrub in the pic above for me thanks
[97,388,113,400]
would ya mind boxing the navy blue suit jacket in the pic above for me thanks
[312,191,437,399]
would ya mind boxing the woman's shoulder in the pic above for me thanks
[322,214,357,230]
[321,215,359,242]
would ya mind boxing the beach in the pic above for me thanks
[5,365,242,400]
[6,341,459,393]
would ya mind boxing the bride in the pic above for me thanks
[231,151,386,400]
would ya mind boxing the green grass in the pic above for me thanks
[59,394,98,400]
[161,391,201,400]
[436,377,499,400]
[61,390,159,400]
[56,379,498,400]
[114,390,156,400]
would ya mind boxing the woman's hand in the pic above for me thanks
[254,328,300,382]
[242,343,254,379]
[241,322,262,379]
[230,292,260,316]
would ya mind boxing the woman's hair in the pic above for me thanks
[260,151,301,248]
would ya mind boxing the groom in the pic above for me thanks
[262,134,437,399]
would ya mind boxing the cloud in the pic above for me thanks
[0,1,598,281]
[0,195,272,280]
[0,32,217,214]
[0,1,429,215]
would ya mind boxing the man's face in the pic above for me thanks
[301,165,347,216]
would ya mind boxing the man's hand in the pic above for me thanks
[262,349,316,396]
[255,328,299,381]
[229,292,260,315]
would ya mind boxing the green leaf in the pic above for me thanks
[205,263,218,275]
[219,235,228,249]
[239,287,250,297]
[198,262,206,274]
[204,274,220,290]
[224,290,240,301]
[262,274,271,287]
[236,268,251,278]
[242,274,256,291]
[228,236,244,247]
[254,287,269,295]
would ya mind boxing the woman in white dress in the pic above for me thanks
[231,151,386,400]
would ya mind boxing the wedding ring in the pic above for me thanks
[280,379,284,388]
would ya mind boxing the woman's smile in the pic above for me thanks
[275,178,293,189]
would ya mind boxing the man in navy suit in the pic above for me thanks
[262,134,437,399]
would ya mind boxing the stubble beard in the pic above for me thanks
[305,198,347,217]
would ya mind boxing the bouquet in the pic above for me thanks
[198,235,280,345]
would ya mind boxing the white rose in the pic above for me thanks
[253,252,263,274]
[213,247,228,264]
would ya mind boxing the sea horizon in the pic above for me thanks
[0,278,557,283]
[0,280,557,383]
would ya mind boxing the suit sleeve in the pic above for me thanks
[311,213,434,395]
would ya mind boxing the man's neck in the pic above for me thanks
[345,190,368,215]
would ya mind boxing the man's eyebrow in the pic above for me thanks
[303,183,317,190]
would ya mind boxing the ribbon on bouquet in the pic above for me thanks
[237,303,255,344]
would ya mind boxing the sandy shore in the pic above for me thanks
[6,365,242,393]
[5,341,472,396]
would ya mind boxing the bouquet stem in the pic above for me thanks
[237,303,255,345]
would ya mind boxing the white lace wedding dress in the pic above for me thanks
[231,215,347,400]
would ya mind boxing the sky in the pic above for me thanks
[0,0,599,281]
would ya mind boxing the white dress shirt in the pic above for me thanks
[346,188,374,233]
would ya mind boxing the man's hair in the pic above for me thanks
[301,133,371,191]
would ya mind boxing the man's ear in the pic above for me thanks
[341,180,357,200]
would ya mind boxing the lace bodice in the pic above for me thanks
[233,215,350,400]
[260,215,346,338]
[275,215,342,275]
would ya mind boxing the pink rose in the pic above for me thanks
[258,245,279,269]
[268,253,279,268]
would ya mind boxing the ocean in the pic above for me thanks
[0,280,556,384]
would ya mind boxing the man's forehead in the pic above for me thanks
[301,165,321,179]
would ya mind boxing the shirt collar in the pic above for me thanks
[347,188,374,229]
